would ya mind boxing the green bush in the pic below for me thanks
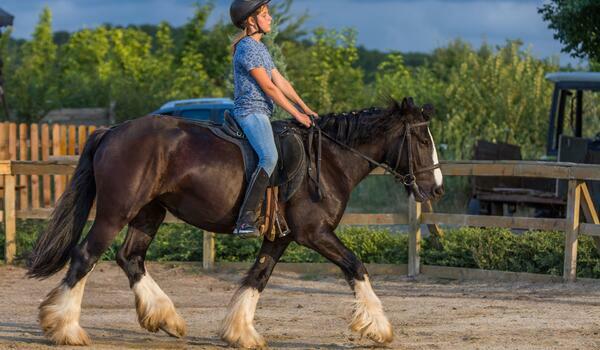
[5,220,600,278]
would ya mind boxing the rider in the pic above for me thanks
[230,0,317,238]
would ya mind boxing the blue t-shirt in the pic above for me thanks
[233,36,276,118]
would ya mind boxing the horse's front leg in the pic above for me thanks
[297,229,393,345]
[220,236,292,349]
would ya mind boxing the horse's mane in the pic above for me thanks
[312,101,403,147]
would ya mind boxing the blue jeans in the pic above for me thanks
[234,113,278,176]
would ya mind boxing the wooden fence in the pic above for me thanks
[1,159,600,282]
[0,122,100,209]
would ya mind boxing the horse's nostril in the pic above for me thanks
[434,185,445,197]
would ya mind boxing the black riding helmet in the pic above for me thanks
[230,0,271,29]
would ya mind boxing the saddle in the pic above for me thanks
[206,111,308,240]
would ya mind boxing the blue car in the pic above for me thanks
[152,98,234,124]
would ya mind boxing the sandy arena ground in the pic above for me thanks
[1,262,600,350]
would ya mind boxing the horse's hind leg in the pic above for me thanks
[297,229,393,344]
[39,214,127,346]
[116,200,186,338]
[220,236,292,349]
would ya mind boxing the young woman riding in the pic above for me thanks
[230,0,317,238]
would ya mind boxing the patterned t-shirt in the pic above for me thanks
[233,36,276,118]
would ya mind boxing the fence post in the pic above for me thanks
[203,231,215,270]
[4,174,16,264]
[408,195,422,277]
[563,180,582,282]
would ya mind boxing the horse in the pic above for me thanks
[26,96,444,348]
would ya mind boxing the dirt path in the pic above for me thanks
[1,262,600,349]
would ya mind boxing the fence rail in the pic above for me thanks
[1,159,599,282]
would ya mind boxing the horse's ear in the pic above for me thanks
[422,103,435,121]
[399,97,414,114]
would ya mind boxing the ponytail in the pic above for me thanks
[231,29,247,55]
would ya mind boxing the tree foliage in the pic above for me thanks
[539,0,600,63]
[0,2,566,160]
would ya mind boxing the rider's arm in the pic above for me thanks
[271,69,316,117]
[250,67,311,127]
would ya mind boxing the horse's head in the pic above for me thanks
[386,97,444,202]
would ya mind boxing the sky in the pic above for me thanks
[0,0,586,66]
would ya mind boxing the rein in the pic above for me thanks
[306,116,440,200]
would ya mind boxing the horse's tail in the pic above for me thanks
[27,127,110,279]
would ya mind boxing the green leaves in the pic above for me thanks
[11,7,58,121]
[539,0,600,62]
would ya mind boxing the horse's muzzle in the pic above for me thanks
[432,185,445,199]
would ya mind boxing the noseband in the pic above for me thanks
[307,117,440,200]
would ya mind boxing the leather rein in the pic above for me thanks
[306,117,441,200]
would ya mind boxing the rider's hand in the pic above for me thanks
[303,106,319,119]
[295,113,312,128]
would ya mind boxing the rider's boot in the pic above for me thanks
[233,167,270,238]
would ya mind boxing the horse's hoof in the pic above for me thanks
[350,313,394,344]
[45,322,91,346]
[221,331,267,349]
[159,312,187,338]
[350,300,394,344]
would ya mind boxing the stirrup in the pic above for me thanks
[233,223,261,239]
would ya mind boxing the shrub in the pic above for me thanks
[5,220,600,278]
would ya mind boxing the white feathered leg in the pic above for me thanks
[350,275,393,344]
[132,273,187,337]
[39,275,91,346]
[220,286,266,349]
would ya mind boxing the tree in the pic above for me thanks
[285,28,365,114]
[539,0,600,63]
[12,7,58,121]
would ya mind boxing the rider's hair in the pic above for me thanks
[231,4,268,55]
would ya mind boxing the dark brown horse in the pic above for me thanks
[27,97,443,348]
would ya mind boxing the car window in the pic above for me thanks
[180,109,212,120]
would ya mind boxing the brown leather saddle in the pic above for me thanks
[205,111,308,240]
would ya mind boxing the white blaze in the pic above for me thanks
[427,128,443,186]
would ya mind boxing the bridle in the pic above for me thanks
[306,116,441,200]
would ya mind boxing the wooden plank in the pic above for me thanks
[67,125,76,184]
[68,125,76,155]
[0,123,7,160]
[60,125,68,191]
[370,161,600,181]
[421,265,565,283]
[563,180,582,282]
[0,160,11,175]
[0,123,7,196]
[8,123,16,161]
[12,162,76,175]
[30,124,40,209]
[421,213,566,231]
[52,124,63,203]
[580,223,600,237]
[8,123,17,208]
[203,232,215,270]
[579,182,600,254]
[78,125,87,154]
[408,195,422,277]
[4,175,16,264]
[18,123,29,210]
[340,213,407,225]
[41,124,51,207]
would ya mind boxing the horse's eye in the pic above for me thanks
[421,139,430,146]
